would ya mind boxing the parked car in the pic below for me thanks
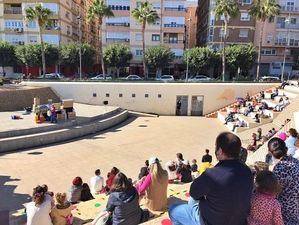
[125,75,143,80]
[188,75,212,82]
[259,76,280,82]
[156,75,175,81]
[90,74,112,80]
[37,73,65,79]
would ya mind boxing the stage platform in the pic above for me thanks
[0,103,129,152]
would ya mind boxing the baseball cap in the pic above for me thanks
[148,157,159,166]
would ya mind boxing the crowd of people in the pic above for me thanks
[224,89,291,133]
[25,129,299,225]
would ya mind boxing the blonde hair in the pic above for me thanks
[55,192,67,205]
[149,161,168,182]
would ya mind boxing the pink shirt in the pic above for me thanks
[136,173,152,195]
[248,192,284,225]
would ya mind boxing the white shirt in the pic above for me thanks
[90,175,104,194]
[293,149,299,160]
[26,200,53,225]
[285,136,297,156]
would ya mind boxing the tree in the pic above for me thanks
[144,46,175,78]
[103,44,133,78]
[87,0,114,78]
[15,44,59,74]
[60,43,96,69]
[225,44,257,78]
[184,47,216,75]
[15,44,41,74]
[132,1,159,79]
[249,0,280,80]
[25,4,53,78]
[0,41,16,75]
[214,0,239,81]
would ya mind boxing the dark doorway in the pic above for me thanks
[176,96,188,116]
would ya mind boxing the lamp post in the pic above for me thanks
[281,14,290,82]
[185,16,191,82]
[77,15,82,80]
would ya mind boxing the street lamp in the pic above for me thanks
[185,16,191,82]
[77,15,82,80]
[281,14,290,82]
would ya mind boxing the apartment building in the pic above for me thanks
[0,0,99,48]
[102,0,191,75]
[197,0,255,50]
[256,0,299,76]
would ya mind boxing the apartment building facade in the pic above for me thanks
[256,0,299,76]
[197,0,255,50]
[0,0,99,46]
[102,0,192,76]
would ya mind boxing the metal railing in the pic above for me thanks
[106,22,130,27]
[164,7,186,12]
[276,23,299,29]
[164,24,184,28]
[280,5,299,12]
[106,38,130,43]
[164,39,184,44]
[4,7,22,14]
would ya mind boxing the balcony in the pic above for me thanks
[164,24,185,28]
[106,22,130,27]
[106,38,130,43]
[275,39,299,47]
[4,7,22,14]
[164,7,186,12]
[276,23,299,29]
[164,39,184,44]
[280,5,299,12]
[5,27,23,33]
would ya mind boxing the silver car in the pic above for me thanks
[188,75,212,82]
[90,74,112,80]
[125,75,143,80]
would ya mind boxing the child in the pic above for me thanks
[105,167,120,192]
[50,192,75,225]
[165,161,177,183]
[191,159,198,172]
[247,170,283,225]
[191,159,199,179]
[177,160,193,183]
[80,183,94,201]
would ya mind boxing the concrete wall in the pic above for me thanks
[25,82,275,115]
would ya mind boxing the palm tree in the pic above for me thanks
[214,0,239,81]
[25,4,52,78]
[88,0,114,79]
[132,1,159,79]
[249,0,280,80]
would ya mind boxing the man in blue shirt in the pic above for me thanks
[169,132,253,225]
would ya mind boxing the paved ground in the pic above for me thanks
[0,116,227,211]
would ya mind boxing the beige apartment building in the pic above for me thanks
[256,0,299,77]
[197,0,255,50]
[102,0,194,75]
[0,0,98,50]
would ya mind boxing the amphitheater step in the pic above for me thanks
[0,110,129,153]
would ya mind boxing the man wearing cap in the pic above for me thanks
[169,132,253,225]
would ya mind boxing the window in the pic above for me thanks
[28,36,38,43]
[119,93,123,97]
[219,29,229,37]
[5,20,23,29]
[152,34,160,41]
[153,19,160,26]
[136,49,143,56]
[132,94,136,98]
[135,33,142,41]
[136,2,141,8]
[240,12,250,21]
[145,94,149,98]
[239,29,249,38]
[291,18,297,24]
[261,49,276,55]
[106,93,110,97]
[240,0,252,4]
[27,21,37,28]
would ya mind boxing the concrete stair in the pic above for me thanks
[0,109,129,153]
